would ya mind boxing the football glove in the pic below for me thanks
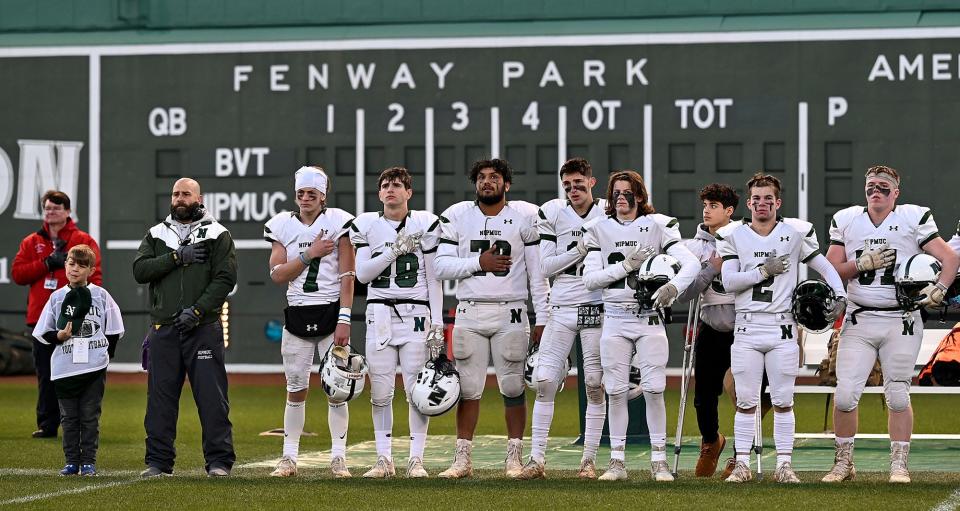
[855,244,896,273]
[917,282,948,308]
[425,324,446,360]
[651,283,679,309]
[758,252,790,279]
[621,244,656,273]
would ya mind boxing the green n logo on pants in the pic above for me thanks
[510,308,522,323]
[780,325,793,339]
[414,317,426,332]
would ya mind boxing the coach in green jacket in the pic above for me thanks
[133,177,238,478]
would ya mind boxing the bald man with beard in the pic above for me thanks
[133,178,238,478]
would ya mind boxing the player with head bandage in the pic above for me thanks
[516,157,607,480]
[264,166,357,478]
[581,170,699,482]
[717,172,846,484]
[433,158,549,479]
[349,166,445,479]
[823,165,958,484]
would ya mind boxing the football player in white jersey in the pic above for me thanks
[518,157,607,480]
[717,172,846,484]
[674,183,741,477]
[350,167,445,479]
[264,166,356,478]
[434,158,549,479]
[582,170,699,482]
[823,165,958,484]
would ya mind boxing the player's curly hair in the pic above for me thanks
[604,170,655,216]
[559,157,592,178]
[699,183,739,210]
[865,165,900,187]
[746,172,782,199]
[377,166,413,190]
[468,158,513,184]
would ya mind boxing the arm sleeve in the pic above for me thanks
[42,331,61,345]
[524,243,550,326]
[581,228,627,291]
[132,233,178,284]
[355,246,395,285]
[193,232,238,317]
[538,215,583,277]
[11,236,48,285]
[433,216,482,279]
[424,251,445,327]
[721,258,766,293]
[806,254,847,298]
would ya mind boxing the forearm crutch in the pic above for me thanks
[671,295,702,477]
[754,385,764,480]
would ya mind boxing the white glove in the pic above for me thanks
[651,283,679,309]
[917,282,948,308]
[621,245,656,273]
[389,229,422,259]
[855,244,896,273]
[425,324,446,360]
[758,251,790,279]
[825,296,847,323]
[574,238,588,258]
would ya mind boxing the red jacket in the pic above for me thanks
[12,218,102,326]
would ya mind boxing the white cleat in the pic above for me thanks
[505,439,523,478]
[889,443,911,484]
[516,458,546,480]
[822,442,856,483]
[651,460,674,482]
[362,455,396,478]
[406,456,428,478]
[270,456,297,477]
[598,459,628,481]
[438,440,473,479]
[577,458,597,480]
[724,461,754,483]
[774,462,801,483]
[330,456,352,478]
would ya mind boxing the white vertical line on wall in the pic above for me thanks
[89,53,101,242]
[490,107,500,159]
[643,104,653,201]
[798,101,809,281]
[356,109,365,214]
[557,106,567,199]
[425,107,435,214]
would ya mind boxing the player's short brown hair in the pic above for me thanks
[377,166,413,190]
[67,244,96,268]
[559,157,592,178]
[699,183,739,210]
[746,172,782,199]
[604,170,655,216]
[41,190,71,210]
[469,158,513,184]
[865,165,900,187]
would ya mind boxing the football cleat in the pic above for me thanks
[516,458,545,480]
[774,462,801,483]
[505,439,524,478]
[362,455,396,478]
[330,456,352,478]
[406,456,428,478]
[577,458,597,479]
[821,442,856,483]
[270,456,297,477]
[724,461,753,483]
[598,459,628,481]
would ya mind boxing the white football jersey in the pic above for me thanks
[436,200,547,306]
[582,213,695,307]
[264,208,355,306]
[829,204,940,312]
[350,210,440,301]
[538,198,607,306]
[716,218,820,314]
[685,223,736,307]
[948,220,960,254]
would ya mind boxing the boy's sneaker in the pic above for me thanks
[80,464,97,476]
[59,464,79,476]
[140,466,173,478]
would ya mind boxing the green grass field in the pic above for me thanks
[1,378,959,510]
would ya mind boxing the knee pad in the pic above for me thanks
[834,384,862,412]
[503,392,525,408]
[585,384,605,405]
[884,380,911,412]
[535,379,559,401]
[499,376,526,401]
[769,387,794,409]
[584,371,603,393]
[735,390,760,410]
[640,368,666,395]
[607,389,628,407]
[285,374,309,394]
[369,386,394,408]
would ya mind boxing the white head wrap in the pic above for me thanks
[295,166,328,194]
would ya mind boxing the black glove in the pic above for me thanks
[45,249,67,271]
[174,306,202,334]
[174,243,208,266]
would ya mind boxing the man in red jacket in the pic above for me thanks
[12,190,102,438]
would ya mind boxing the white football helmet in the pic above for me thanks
[627,347,644,401]
[319,345,368,404]
[524,343,570,391]
[627,254,681,309]
[894,253,942,311]
[410,354,461,416]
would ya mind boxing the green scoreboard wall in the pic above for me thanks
[2,29,960,364]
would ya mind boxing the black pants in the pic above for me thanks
[58,371,105,465]
[32,337,60,434]
[144,322,235,472]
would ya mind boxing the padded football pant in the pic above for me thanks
[730,312,798,410]
[452,300,529,401]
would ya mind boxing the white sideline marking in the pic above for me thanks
[0,478,141,506]
[931,489,960,511]
[0,468,138,477]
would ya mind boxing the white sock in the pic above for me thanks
[773,410,795,464]
[372,402,393,459]
[529,400,554,464]
[608,392,628,461]
[836,436,854,446]
[734,411,755,464]
[282,400,306,461]
[776,454,791,468]
[583,401,606,461]
[643,391,667,462]
[892,440,910,450]
[408,404,429,460]
[328,402,349,459]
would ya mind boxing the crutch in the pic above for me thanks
[754,384,764,480]
[672,295,702,477]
